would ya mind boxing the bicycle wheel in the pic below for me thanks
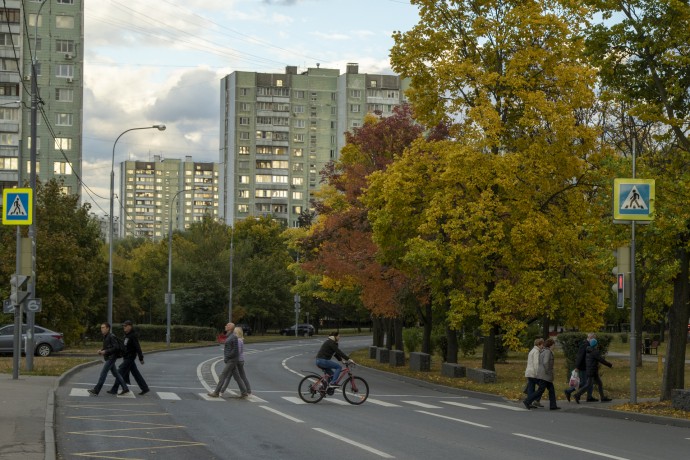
[298,374,326,403]
[342,376,369,405]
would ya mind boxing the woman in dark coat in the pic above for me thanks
[570,339,613,403]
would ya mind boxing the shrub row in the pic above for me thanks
[89,324,217,343]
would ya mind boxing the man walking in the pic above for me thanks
[208,323,247,397]
[565,332,596,402]
[88,323,129,396]
[109,320,150,396]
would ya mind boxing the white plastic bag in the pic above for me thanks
[568,369,580,388]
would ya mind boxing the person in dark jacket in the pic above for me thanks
[109,320,149,396]
[88,323,129,396]
[315,331,354,386]
[565,333,596,401]
[208,323,247,397]
[571,338,613,403]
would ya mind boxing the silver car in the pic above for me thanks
[0,324,65,357]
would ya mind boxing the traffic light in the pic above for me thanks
[612,246,630,308]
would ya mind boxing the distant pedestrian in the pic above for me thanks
[523,338,560,410]
[524,338,544,408]
[570,338,613,404]
[109,320,150,396]
[88,323,129,396]
[220,326,251,397]
[565,332,596,402]
[208,323,248,398]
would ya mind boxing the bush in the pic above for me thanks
[558,332,613,375]
[459,333,478,358]
[104,324,217,342]
[402,328,422,353]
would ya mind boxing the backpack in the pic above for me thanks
[111,334,125,358]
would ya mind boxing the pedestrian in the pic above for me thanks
[569,338,613,404]
[524,338,544,408]
[88,322,129,396]
[208,322,248,398]
[109,320,150,396]
[219,326,251,397]
[565,332,596,402]
[523,338,560,410]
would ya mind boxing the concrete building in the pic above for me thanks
[219,63,409,227]
[0,0,83,197]
[119,155,219,240]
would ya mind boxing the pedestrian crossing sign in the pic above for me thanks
[2,188,33,225]
[613,178,654,222]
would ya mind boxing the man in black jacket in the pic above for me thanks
[315,331,354,386]
[88,323,129,396]
[109,320,150,396]
[571,338,613,403]
[565,333,596,402]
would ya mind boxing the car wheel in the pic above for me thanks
[36,343,52,357]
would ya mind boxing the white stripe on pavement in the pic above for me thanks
[313,428,395,458]
[157,392,181,400]
[440,401,486,409]
[260,406,305,423]
[402,400,442,409]
[416,410,490,428]
[513,433,631,460]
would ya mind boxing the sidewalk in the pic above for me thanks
[0,373,57,460]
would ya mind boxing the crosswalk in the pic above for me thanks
[66,387,524,411]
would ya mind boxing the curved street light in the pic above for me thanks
[167,186,207,347]
[108,124,166,326]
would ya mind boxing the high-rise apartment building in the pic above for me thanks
[119,156,219,240]
[219,63,409,227]
[0,0,83,197]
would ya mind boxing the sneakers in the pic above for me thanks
[87,389,98,396]
[522,400,532,410]
[118,389,130,396]
[586,397,599,402]
[139,389,150,396]
[564,390,571,402]
[600,397,612,402]
[531,401,543,408]
[106,390,117,395]
[207,392,220,398]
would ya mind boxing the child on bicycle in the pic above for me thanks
[315,331,355,386]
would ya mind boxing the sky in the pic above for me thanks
[81,0,421,216]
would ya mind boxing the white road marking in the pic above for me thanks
[196,356,221,392]
[366,398,401,407]
[322,398,350,405]
[157,392,181,400]
[416,410,490,428]
[283,396,308,404]
[483,402,526,411]
[69,388,91,397]
[402,400,442,409]
[245,394,267,403]
[199,393,224,401]
[313,428,395,458]
[513,433,631,459]
[441,401,486,410]
[260,406,305,423]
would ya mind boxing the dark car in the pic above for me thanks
[235,323,252,336]
[280,323,315,337]
[0,324,65,357]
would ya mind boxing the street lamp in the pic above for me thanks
[167,186,207,347]
[108,125,166,326]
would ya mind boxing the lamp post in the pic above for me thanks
[167,186,206,347]
[108,125,166,326]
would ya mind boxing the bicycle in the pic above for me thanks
[298,362,369,405]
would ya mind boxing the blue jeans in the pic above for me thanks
[525,379,557,409]
[94,357,128,394]
[315,358,342,384]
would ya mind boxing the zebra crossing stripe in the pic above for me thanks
[366,398,401,407]
[441,401,486,410]
[482,402,525,411]
[401,400,442,409]
[157,392,181,400]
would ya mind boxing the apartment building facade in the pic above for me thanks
[0,0,83,197]
[119,155,219,240]
[219,63,409,227]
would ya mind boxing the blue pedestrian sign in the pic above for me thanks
[2,188,33,225]
[613,179,655,222]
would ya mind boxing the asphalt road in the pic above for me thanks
[55,336,690,459]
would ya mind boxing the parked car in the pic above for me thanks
[0,324,65,357]
[235,323,252,336]
[280,323,315,337]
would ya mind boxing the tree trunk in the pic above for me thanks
[445,326,458,364]
[541,315,550,341]
[422,303,432,354]
[393,317,404,351]
[662,245,690,400]
[384,317,393,349]
[372,316,384,347]
[482,327,497,371]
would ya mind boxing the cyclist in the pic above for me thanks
[315,331,354,386]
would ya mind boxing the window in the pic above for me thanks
[350,89,361,98]
[255,174,272,183]
[294,119,305,128]
[273,175,287,183]
[0,108,18,121]
[237,204,249,213]
[239,102,251,111]
[28,14,42,27]
[239,132,250,140]
[26,137,40,149]
[292,177,304,186]
[370,80,377,88]
[0,83,19,96]
[294,90,305,98]
[238,146,249,155]
[239,117,250,125]
[57,0,75,4]
[0,33,19,46]
[56,64,74,78]
[293,148,303,157]
[55,39,75,53]
[294,134,304,142]
[240,88,249,96]
[0,9,20,24]
[55,88,73,102]
[56,15,75,29]
[0,157,18,170]
[256,116,271,124]
[1,58,18,71]
[276,79,283,87]
[53,161,72,175]
[54,138,72,150]
[25,161,40,174]
[238,175,249,184]
[293,105,305,114]
[350,104,360,113]
[238,190,249,198]
[292,163,303,172]
[293,206,302,214]
[55,113,73,126]
[292,191,303,200]
[386,90,399,99]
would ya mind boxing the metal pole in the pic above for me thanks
[12,140,23,379]
[630,136,637,404]
[109,125,166,326]
[228,228,233,323]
